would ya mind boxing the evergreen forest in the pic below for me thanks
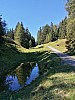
[0,0,75,54]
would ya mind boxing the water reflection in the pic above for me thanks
[25,63,39,85]
[0,62,39,92]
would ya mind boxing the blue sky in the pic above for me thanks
[0,0,67,40]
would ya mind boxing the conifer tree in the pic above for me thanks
[21,27,29,48]
[31,36,35,47]
[52,25,58,40]
[14,22,23,44]
[66,0,75,54]
[37,27,43,45]
[11,28,14,40]
[0,15,6,42]
[58,17,67,39]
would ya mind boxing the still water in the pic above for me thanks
[0,62,39,92]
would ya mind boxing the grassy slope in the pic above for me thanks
[0,41,75,100]
[48,39,75,58]
[0,43,28,73]
[0,42,49,73]
[48,39,67,53]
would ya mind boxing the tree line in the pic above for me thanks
[0,0,75,54]
[7,22,35,48]
[37,0,75,55]
[37,16,67,45]
[65,0,75,55]
[0,17,35,48]
[0,15,6,43]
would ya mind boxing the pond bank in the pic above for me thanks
[0,43,75,100]
[0,62,39,92]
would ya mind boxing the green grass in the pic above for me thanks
[0,41,51,73]
[0,54,75,100]
[48,39,67,53]
[0,40,75,100]
[0,43,27,73]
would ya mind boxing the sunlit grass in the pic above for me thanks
[3,61,74,100]
[48,39,67,53]
[0,41,51,73]
[0,40,75,100]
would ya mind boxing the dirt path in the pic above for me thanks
[48,46,75,67]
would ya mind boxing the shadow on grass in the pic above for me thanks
[0,43,38,74]
[0,43,75,100]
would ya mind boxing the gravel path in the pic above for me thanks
[48,46,75,66]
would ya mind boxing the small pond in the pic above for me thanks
[0,62,39,92]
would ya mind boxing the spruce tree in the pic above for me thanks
[21,27,29,48]
[11,28,14,40]
[66,0,75,54]
[31,36,35,47]
[37,27,43,45]
[0,15,6,42]
[58,17,67,39]
[53,25,58,40]
[14,22,23,44]
[43,24,50,43]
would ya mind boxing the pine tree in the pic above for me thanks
[53,25,58,40]
[14,22,23,44]
[37,27,43,45]
[31,36,35,47]
[58,17,67,39]
[0,15,6,42]
[66,18,75,53]
[21,27,29,48]
[50,22,55,41]
[66,0,75,54]
[43,24,50,43]
[66,0,75,18]
[14,22,35,48]
[45,33,52,43]
[11,28,14,40]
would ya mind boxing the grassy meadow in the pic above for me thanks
[0,39,75,100]
[47,39,67,53]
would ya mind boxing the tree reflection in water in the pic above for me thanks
[0,62,39,92]
[16,62,34,86]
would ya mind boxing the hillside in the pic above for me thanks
[0,39,50,73]
[0,40,75,100]
[48,39,67,53]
